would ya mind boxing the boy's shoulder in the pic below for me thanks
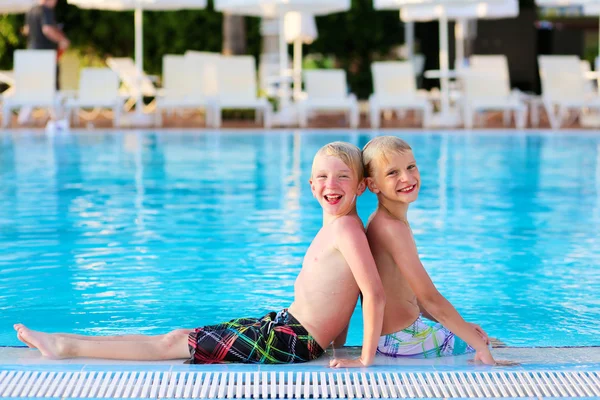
[330,215,364,234]
[367,210,411,240]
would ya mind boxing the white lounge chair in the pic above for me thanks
[538,55,600,129]
[154,54,218,127]
[106,57,157,113]
[214,55,272,128]
[461,55,527,129]
[580,59,596,96]
[369,61,432,128]
[299,69,359,128]
[2,50,58,128]
[185,51,220,101]
[64,68,123,127]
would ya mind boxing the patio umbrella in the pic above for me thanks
[0,0,35,13]
[66,0,207,124]
[214,0,349,125]
[400,0,518,66]
[284,11,317,99]
[375,0,518,127]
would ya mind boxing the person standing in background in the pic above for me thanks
[24,0,70,55]
[21,0,70,125]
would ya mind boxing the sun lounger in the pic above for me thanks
[369,61,431,128]
[2,50,58,128]
[538,55,600,129]
[64,68,123,127]
[461,55,527,129]
[154,54,218,127]
[214,55,272,128]
[106,57,157,113]
[299,69,359,128]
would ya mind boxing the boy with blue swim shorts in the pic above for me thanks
[14,142,385,368]
[361,136,498,365]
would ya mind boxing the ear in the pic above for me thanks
[365,177,380,194]
[357,179,367,196]
[309,178,316,198]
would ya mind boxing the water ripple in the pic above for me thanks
[0,131,599,347]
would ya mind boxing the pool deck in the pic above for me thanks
[0,346,599,371]
[1,347,599,399]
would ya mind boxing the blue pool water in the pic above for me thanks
[0,130,599,348]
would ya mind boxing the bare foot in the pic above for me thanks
[490,337,506,348]
[17,332,36,349]
[14,324,35,348]
[13,324,66,359]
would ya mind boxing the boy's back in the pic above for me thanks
[289,215,364,349]
[367,210,420,335]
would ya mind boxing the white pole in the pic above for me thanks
[134,4,144,117]
[439,10,450,119]
[455,18,465,69]
[278,14,290,108]
[404,21,414,60]
[293,38,302,100]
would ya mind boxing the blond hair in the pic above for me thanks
[312,141,364,181]
[362,136,412,177]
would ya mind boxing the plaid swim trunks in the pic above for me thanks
[187,309,325,364]
[377,316,475,358]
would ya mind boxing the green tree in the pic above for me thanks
[307,0,404,98]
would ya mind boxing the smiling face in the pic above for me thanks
[366,150,420,205]
[310,155,365,218]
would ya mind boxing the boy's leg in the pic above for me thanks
[55,332,196,342]
[15,324,191,360]
[15,323,194,343]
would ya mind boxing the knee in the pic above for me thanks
[159,329,191,358]
[163,329,191,345]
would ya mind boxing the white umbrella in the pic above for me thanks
[401,0,518,66]
[67,0,207,124]
[284,11,317,99]
[215,0,349,125]
[375,0,517,126]
[215,0,349,17]
[0,0,35,13]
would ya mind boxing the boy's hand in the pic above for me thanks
[469,323,490,345]
[471,351,521,367]
[473,348,496,365]
[329,357,369,368]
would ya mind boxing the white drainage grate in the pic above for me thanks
[0,370,599,398]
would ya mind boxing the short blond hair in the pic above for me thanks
[362,136,412,177]
[312,141,364,181]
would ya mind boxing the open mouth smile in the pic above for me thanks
[398,184,416,194]
[324,194,342,205]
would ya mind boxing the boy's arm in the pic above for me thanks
[381,222,495,365]
[329,218,385,368]
[332,324,349,348]
[418,300,490,344]
[417,300,437,322]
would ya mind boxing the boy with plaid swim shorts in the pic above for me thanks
[14,142,385,368]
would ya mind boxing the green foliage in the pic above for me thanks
[307,0,405,98]
[0,14,26,69]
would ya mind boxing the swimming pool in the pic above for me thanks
[0,130,598,348]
